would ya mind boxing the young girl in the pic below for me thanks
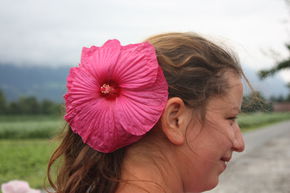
[47,32,246,193]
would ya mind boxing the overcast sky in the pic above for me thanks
[0,0,289,82]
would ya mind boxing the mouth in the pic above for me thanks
[220,155,232,169]
[220,156,231,162]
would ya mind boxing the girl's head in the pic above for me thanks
[48,32,246,193]
[149,71,244,192]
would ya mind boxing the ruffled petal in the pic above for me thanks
[70,99,142,152]
[115,67,168,135]
[112,42,159,89]
[64,66,100,123]
[80,40,121,83]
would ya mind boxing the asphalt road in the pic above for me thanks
[205,120,290,193]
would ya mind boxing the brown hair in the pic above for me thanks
[47,32,245,193]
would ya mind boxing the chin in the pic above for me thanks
[189,177,219,193]
[205,181,219,191]
[201,177,219,192]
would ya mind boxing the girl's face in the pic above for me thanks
[180,73,244,192]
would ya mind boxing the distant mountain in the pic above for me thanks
[0,64,70,102]
[243,67,289,98]
[0,64,288,102]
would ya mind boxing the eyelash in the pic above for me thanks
[228,116,238,121]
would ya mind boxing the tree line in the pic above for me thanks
[0,89,63,115]
[1,87,289,116]
[242,90,290,112]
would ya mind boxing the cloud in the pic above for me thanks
[0,0,289,82]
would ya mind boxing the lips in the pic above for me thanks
[220,156,231,171]
[220,154,232,170]
[220,156,231,162]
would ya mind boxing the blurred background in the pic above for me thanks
[0,0,290,192]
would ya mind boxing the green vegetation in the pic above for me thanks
[0,89,63,116]
[0,112,290,189]
[0,115,62,189]
[238,112,290,131]
[0,139,58,189]
[0,115,64,139]
[241,91,273,113]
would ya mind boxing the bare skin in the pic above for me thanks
[116,72,245,193]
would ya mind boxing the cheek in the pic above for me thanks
[182,149,223,192]
[184,130,226,174]
[190,125,231,155]
[185,127,234,184]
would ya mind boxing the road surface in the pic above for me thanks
[205,120,290,193]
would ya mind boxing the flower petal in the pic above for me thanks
[70,99,141,152]
[115,67,168,135]
[112,42,159,89]
[64,66,100,123]
[80,40,121,83]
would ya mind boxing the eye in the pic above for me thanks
[227,116,238,125]
[227,116,237,121]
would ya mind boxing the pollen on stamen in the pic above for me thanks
[100,82,120,99]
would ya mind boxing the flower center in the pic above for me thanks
[100,81,120,99]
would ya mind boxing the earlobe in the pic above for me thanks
[160,97,191,145]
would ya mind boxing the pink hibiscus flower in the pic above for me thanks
[1,180,41,193]
[64,40,168,153]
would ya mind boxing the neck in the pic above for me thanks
[116,137,184,193]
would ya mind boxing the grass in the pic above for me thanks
[0,112,289,190]
[0,115,62,190]
[0,115,64,139]
[238,112,290,131]
[0,139,58,190]
[0,115,61,122]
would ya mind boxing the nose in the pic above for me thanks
[232,125,245,152]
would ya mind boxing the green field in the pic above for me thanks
[0,139,57,189]
[0,115,64,139]
[0,112,290,189]
[238,112,290,130]
[0,115,62,190]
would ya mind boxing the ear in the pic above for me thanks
[160,97,192,145]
